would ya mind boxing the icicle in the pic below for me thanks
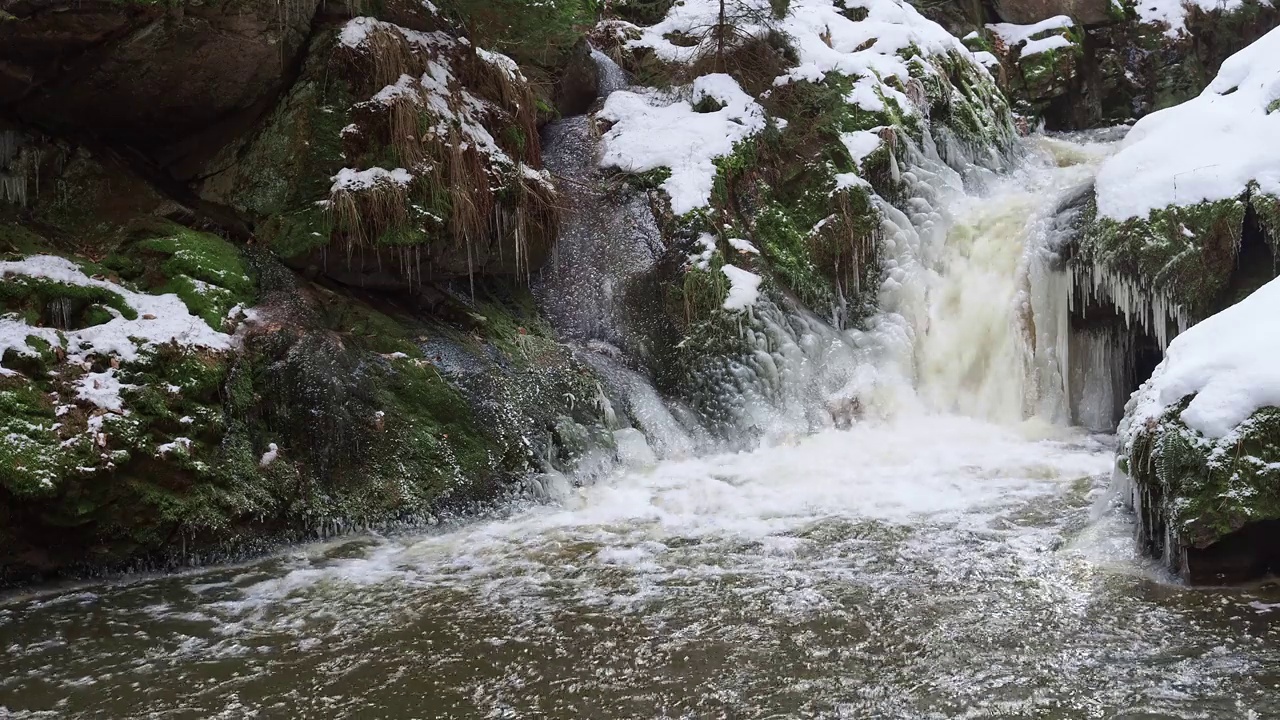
[0,172,26,207]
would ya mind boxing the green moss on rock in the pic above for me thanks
[1077,185,1280,322]
[1125,401,1280,552]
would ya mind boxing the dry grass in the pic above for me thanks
[329,18,562,285]
[327,176,412,250]
[688,29,795,96]
[336,24,421,96]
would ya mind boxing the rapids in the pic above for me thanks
[2,132,1279,717]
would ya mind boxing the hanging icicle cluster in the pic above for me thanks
[0,129,29,207]
[1069,260,1191,350]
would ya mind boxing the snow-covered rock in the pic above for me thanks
[600,74,767,215]
[1096,26,1280,222]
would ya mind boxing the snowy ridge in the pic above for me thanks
[1095,26,1280,221]
[986,15,1075,48]
[1121,275,1280,441]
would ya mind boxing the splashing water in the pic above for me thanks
[4,132,1279,718]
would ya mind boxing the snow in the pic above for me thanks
[1020,34,1073,58]
[260,443,280,468]
[156,437,193,457]
[330,167,414,194]
[986,16,1074,47]
[338,17,455,52]
[835,172,872,190]
[76,369,131,413]
[722,264,763,311]
[1134,0,1245,37]
[611,0,996,214]
[1094,27,1280,221]
[0,255,234,415]
[777,0,975,86]
[727,237,760,254]
[342,18,521,173]
[475,47,523,82]
[841,129,883,169]
[1123,275,1280,440]
[0,317,59,375]
[689,233,717,270]
[600,74,766,215]
[973,51,1001,69]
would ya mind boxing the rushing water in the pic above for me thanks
[5,129,1280,717]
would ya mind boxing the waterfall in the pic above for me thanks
[538,46,1130,470]
[590,48,629,97]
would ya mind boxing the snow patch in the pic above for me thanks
[1134,0,1245,37]
[330,167,414,194]
[722,265,763,311]
[0,256,232,370]
[986,16,1074,47]
[1020,34,1073,58]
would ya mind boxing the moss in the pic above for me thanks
[0,380,65,498]
[1079,196,1248,319]
[1252,190,1280,252]
[122,222,256,329]
[1125,402,1280,549]
[0,274,138,325]
[0,223,52,256]
[437,0,596,70]
[229,33,352,257]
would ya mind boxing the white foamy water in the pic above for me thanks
[3,133,1279,718]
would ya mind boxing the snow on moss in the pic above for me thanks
[331,167,415,193]
[0,255,232,368]
[600,74,766,214]
[779,0,976,84]
[1095,27,1280,222]
[1122,275,1280,442]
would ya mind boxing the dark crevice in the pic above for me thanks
[1184,519,1280,585]
[1214,200,1278,312]
[0,3,336,244]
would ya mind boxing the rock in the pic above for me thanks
[0,0,323,168]
[994,0,1115,25]
[554,39,601,118]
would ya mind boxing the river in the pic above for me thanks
[3,132,1279,718]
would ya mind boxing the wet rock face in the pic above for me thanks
[0,0,322,157]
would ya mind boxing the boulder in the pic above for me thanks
[993,0,1115,25]
[0,0,323,163]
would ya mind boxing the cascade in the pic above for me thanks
[540,47,1129,466]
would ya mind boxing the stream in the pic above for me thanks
[3,115,1280,719]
